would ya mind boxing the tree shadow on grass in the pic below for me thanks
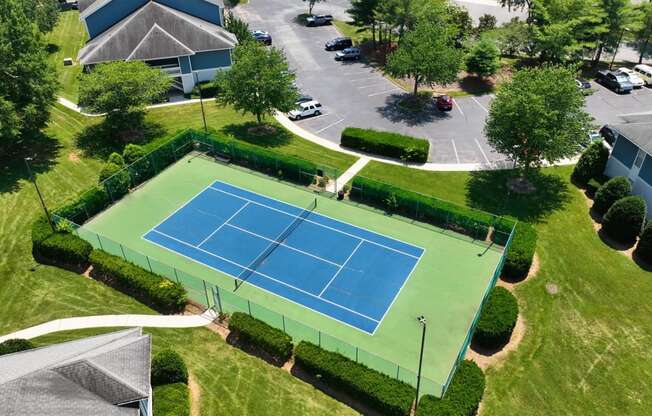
[466,169,570,223]
[220,122,293,148]
[0,132,61,193]
[75,118,165,159]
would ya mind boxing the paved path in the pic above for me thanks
[0,309,217,343]
[326,156,370,192]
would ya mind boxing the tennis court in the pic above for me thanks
[144,180,424,334]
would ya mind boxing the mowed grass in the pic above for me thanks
[153,383,190,416]
[357,162,652,415]
[45,10,87,102]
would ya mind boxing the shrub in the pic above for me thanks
[572,142,609,185]
[0,339,35,356]
[474,287,519,348]
[602,196,646,243]
[89,250,187,313]
[350,176,493,240]
[593,176,631,215]
[502,222,537,280]
[341,127,429,163]
[635,222,652,264]
[416,361,485,416]
[54,186,110,224]
[123,143,153,186]
[229,312,293,363]
[99,162,130,199]
[294,341,415,416]
[107,152,125,166]
[31,216,93,265]
[151,349,188,386]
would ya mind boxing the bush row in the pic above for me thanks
[593,176,632,216]
[572,141,609,186]
[0,339,35,356]
[294,341,415,416]
[152,349,188,386]
[31,216,93,266]
[89,250,187,313]
[603,195,646,243]
[416,361,485,416]
[229,312,293,364]
[473,287,519,349]
[341,127,429,163]
[502,222,537,281]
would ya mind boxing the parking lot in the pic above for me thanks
[237,0,652,165]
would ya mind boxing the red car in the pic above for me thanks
[436,95,453,111]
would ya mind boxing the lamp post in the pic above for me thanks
[415,315,427,412]
[193,72,208,133]
[25,157,55,232]
[609,27,630,70]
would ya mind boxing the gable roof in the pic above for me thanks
[78,1,236,65]
[612,122,652,156]
[0,328,151,416]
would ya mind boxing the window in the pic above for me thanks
[635,150,645,168]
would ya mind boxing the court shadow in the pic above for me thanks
[0,131,61,193]
[220,122,293,148]
[75,117,165,158]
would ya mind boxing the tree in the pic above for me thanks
[304,0,325,15]
[224,10,254,44]
[493,18,530,55]
[0,0,58,149]
[348,0,380,47]
[484,66,591,176]
[78,61,171,127]
[21,0,59,33]
[592,0,636,65]
[477,14,497,33]
[632,1,652,63]
[385,19,463,95]
[466,37,501,77]
[446,3,474,45]
[214,42,299,124]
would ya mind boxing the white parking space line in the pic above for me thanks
[342,70,375,76]
[451,140,460,163]
[316,118,345,134]
[474,138,491,164]
[293,113,332,124]
[471,96,489,113]
[358,83,388,89]
[453,98,465,117]
[350,76,380,81]
[368,88,401,97]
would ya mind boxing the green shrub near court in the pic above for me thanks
[100,162,131,199]
[474,287,519,348]
[602,196,646,243]
[31,216,93,266]
[341,127,429,163]
[54,186,110,225]
[502,222,537,281]
[294,341,415,416]
[89,250,187,313]
[152,349,189,386]
[0,339,35,356]
[593,176,631,215]
[229,312,293,364]
[416,361,485,416]
[123,144,154,186]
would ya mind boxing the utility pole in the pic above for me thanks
[415,315,427,412]
[25,157,55,232]
[194,72,208,133]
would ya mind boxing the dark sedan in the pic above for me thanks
[251,30,272,45]
[325,37,353,51]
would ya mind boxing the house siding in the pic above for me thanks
[190,50,231,70]
[611,136,638,168]
[179,56,192,74]
[156,0,222,25]
[85,0,148,39]
[639,155,652,186]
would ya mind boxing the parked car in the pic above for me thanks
[251,30,272,45]
[334,47,361,61]
[288,100,322,120]
[306,14,333,26]
[575,78,591,90]
[325,37,353,51]
[596,70,633,93]
[436,95,453,111]
[296,94,313,104]
[599,125,618,147]
[633,64,652,86]
[618,67,645,88]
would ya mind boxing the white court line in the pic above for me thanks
[453,98,465,117]
[197,202,250,247]
[316,118,345,134]
[150,229,379,323]
[451,140,460,164]
[208,186,422,259]
[368,88,401,97]
[472,96,489,113]
[474,138,491,164]
[318,240,364,297]
[148,184,214,232]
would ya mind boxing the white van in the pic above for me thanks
[633,64,652,86]
[288,100,322,120]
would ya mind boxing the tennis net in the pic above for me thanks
[235,198,317,290]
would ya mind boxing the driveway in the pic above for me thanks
[236,0,652,166]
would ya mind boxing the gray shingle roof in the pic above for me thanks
[0,328,151,416]
[78,1,236,65]
[80,0,225,17]
[611,122,652,156]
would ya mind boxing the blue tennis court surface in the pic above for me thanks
[143,181,424,334]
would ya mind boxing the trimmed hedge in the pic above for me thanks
[502,222,537,281]
[53,186,110,225]
[229,312,293,364]
[0,339,35,356]
[593,176,631,215]
[152,349,188,386]
[341,127,429,163]
[416,361,485,416]
[602,196,646,243]
[572,142,609,185]
[294,341,415,416]
[31,216,93,265]
[635,222,652,264]
[89,250,187,313]
[350,176,501,240]
[123,144,154,186]
[100,162,130,199]
[474,287,519,348]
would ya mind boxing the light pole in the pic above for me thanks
[25,157,55,232]
[415,315,427,412]
[193,72,208,133]
[609,27,630,70]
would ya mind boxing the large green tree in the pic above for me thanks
[466,37,501,77]
[385,19,462,95]
[632,0,652,63]
[214,42,299,124]
[485,66,591,175]
[0,0,58,149]
[22,0,59,33]
[592,0,636,65]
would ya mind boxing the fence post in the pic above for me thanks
[146,256,153,273]
[318,331,321,347]
[247,300,251,315]
[355,347,358,362]
[173,267,180,283]
[396,365,400,379]
[96,234,104,250]
[282,315,286,333]
[203,280,211,308]
[119,244,127,261]
[213,286,223,314]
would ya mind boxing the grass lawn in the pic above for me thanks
[45,10,87,102]
[357,161,652,415]
[153,383,190,416]
[333,20,372,45]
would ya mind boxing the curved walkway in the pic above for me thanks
[0,309,217,343]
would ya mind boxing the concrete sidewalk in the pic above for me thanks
[0,309,217,343]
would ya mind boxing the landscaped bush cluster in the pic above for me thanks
[572,142,609,185]
[593,176,632,216]
[152,349,189,386]
[229,312,293,364]
[294,341,415,416]
[0,339,35,356]
[602,196,646,243]
[474,287,519,348]
[502,222,537,281]
[341,127,429,163]
[416,361,485,416]
[89,250,187,313]
[350,176,508,240]
[31,216,93,266]
[635,223,652,263]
